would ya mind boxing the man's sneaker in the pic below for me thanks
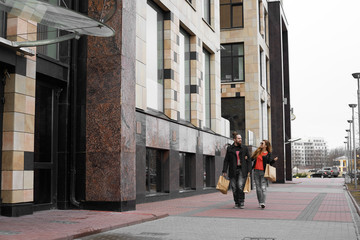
[260,203,265,209]
[233,204,240,209]
[239,202,244,209]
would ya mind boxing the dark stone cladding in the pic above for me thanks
[190,52,198,60]
[164,12,174,22]
[82,200,136,212]
[164,69,174,80]
[269,1,291,183]
[84,0,136,208]
[24,152,34,171]
[1,203,33,217]
[190,85,199,94]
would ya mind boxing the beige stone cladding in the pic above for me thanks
[220,0,271,144]
[1,17,36,204]
[135,0,225,135]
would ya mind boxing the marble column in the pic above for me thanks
[85,0,136,211]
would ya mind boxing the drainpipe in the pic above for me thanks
[69,0,80,208]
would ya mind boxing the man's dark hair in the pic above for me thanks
[232,131,240,139]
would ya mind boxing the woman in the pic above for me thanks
[251,140,278,209]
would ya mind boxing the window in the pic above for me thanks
[203,48,211,128]
[260,49,266,88]
[37,0,59,59]
[146,148,166,194]
[37,0,70,63]
[221,97,245,139]
[179,28,191,121]
[221,43,244,82]
[220,0,243,29]
[203,155,215,188]
[146,2,164,112]
[179,152,194,191]
[203,0,211,25]
[0,10,6,38]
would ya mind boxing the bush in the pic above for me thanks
[293,172,308,178]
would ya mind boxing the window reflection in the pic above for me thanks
[221,43,244,82]
[146,2,164,112]
[220,0,243,29]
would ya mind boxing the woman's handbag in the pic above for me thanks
[243,173,251,193]
[216,175,230,194]
[264,164,276,182]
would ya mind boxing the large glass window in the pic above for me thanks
[179,28,191,121]
[221,97,245,139]
[146,148,165,194]
[179,152,194,191]
[220,0,243,29]
[221,43,244,82]
[203,155,215,188]
[203,48,211,128]
[0,10,6,38]
[203,0,211,25]
[146,2,164,112]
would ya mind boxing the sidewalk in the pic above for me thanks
[0,178,358,240]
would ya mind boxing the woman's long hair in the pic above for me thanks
[251,140,272,159]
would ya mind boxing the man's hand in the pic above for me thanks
[274,157,278,161]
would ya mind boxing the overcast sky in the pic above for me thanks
[283,0,360,149]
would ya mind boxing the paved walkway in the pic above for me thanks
[0,178,359,240]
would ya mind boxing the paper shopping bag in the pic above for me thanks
[216,175,230,194]
[243,173,251,193]
[264,164,276,182]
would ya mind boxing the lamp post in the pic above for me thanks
[352,73,360,150]
[344,141,348,177]
[350,104,357,188]
[346,128,352,182]
[345,136,350,176]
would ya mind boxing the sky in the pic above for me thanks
[283,0,360,150]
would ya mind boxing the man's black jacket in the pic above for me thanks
[222,143,252,178]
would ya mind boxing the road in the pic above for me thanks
[77,178,360,240]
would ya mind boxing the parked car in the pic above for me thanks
[321,167,334,178]
[311,170,328,178]
[331,167,339,177]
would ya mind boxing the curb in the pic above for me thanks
[68,213,169,240]
[345,184,360,216]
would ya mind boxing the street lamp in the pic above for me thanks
[346,128,352,181]
[344,141,348,176]
[345,136,350,177]
[352,73,360,150]
[350,104,357,188]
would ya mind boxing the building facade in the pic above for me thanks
[291,138,328,168]
[0,0,231,217]
[219,0,291,182]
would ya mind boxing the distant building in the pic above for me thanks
[291,138,328,167]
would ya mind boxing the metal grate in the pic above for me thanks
[242,238,276,240]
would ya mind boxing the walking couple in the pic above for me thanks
[222,132,278,209]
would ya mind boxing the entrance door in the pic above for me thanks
[34,80,59,211]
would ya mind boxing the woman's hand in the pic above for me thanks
[274,157,278,161]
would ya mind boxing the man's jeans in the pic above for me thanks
[254,169,267,204]
[230,168,246,205]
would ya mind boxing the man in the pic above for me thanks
[222,132,252,209]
